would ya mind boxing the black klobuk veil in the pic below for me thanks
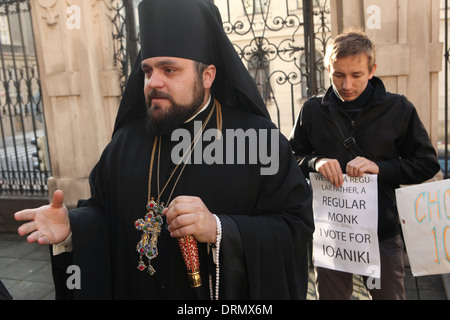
[113,0,270,135]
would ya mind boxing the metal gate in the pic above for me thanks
[0,0,49,195]
[113,0,332,136]
[217,0,331,134]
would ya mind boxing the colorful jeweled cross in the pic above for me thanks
[135,198,164,275]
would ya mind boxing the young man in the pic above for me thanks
[14,0,313,300]
[290,31,440,300]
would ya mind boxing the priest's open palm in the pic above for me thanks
[14,190,71,245]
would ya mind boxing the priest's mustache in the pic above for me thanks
[146,90,174,105]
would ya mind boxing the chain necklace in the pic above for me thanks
[134,100,221,275]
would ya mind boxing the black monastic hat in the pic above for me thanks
[113,0,270,134]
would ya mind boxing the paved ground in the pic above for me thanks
[0,232,54,300]
[0,232,448,300]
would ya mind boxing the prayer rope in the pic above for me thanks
[208,214,222,300]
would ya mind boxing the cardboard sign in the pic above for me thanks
[310,173,381,278]
[396,179,450,276]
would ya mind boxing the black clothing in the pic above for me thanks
[52,100,314,299]
[116,0,270,135]
[334,82,374,119]
[50,0,314,300]
[289,77,440,240]
[136,0,270,122]
[0,280,12,300]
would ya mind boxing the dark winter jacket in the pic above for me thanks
[290,77,440,240]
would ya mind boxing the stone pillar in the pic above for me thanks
[330,0,443,147]
[30,0,122,207]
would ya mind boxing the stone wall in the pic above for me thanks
[29,0,122,207]
[331,0,442,147]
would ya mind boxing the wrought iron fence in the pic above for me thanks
[112,0,139,93]
[218,0,331,133]
[0,0,49,195]
[112,0,332,135]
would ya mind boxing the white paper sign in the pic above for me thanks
[396,179,450,276]
[310,173,381,278]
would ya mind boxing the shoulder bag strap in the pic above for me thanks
[328,105,397,205]
[328,105,366,158]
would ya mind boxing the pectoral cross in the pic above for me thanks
[135,199,164,275]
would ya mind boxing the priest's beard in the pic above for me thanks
[145,81,205,136]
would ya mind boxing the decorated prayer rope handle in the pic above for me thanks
[178,235,202,288]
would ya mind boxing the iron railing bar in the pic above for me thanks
[6,5,27,192]
[0,24,12,185]
[15,0,37,188]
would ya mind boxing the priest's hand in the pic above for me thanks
[14,190,71,245]
[346,156,379,177]
[164,196,217,244]
[315,157,344,188]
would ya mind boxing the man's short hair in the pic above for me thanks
[324,30,376,71]
[194,61,209,77]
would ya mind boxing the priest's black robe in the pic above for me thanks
[51,100,314,300]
